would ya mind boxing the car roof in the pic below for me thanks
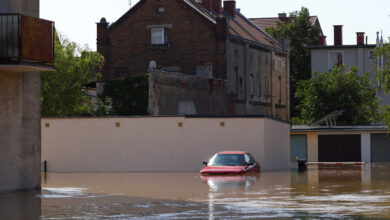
[217,151,248,155]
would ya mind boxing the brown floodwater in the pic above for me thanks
[1,164,390,219]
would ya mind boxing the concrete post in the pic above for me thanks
[0,0,42,192]
[361,132,371,163]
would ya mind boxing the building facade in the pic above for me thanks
[97,0,290,120]
[309,26,389,104]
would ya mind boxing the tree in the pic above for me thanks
[375,37,390,126]
[41,36,104,117]
[98,75,149,116]
[265,7,321,118]
[292,66,379,125]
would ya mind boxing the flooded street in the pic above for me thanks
[2,164,390,219]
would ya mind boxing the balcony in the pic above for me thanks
[0,14,55,72]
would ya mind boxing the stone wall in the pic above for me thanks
[148,71,232,115]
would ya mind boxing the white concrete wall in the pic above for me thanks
[0,71,41,192]
[264,118,291,169]
[41,117,290,172]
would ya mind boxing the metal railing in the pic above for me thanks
[0,14,19,58]
[0,13,54,64]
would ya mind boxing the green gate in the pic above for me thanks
[291,135,307,163]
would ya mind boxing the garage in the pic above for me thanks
[318,135,361,162]
[290,135,307,163]
[371,134,390,162]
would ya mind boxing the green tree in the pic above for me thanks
[292,66,379,125]
[99,76,149,116]
[41,36,104,117]
[265,7,321,118]
[375,38,390,126]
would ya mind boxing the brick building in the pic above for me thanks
[97,0,290,120]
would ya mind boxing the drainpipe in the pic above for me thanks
[271,51,275,118]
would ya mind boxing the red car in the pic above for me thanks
[200,151,260,175]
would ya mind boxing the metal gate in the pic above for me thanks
[318,135,361,162]
[290,135,307,163]
[371,134,390,162]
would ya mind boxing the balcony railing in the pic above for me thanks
[0,13,54,65]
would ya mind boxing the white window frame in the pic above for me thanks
[151,27,165,45]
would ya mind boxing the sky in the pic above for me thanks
[40,0,390,51]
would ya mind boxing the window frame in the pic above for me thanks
[328,51,344,71]
[151,27,168,45]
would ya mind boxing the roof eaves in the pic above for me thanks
[237,11,285,51]
[182,0,216,24]
[307,44,376,49]
[229,34,287,54]
[107,0,145,30]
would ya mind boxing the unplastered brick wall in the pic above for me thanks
[98,0,225,81]
[148,71,231,115]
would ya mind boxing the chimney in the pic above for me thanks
[202,0,221,15]
[278,13,288,22]
[318,35,327,46]
[97,17,109,80]
[202,0,212,11]
[223,0,236,18]
[211,0,222,15]
[334,25,343,46]
[356,32,365,45]
[97,18,108,44]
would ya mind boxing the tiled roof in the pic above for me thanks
[187,0,283,50]
[228,12,283,50]
[249,16,319,30]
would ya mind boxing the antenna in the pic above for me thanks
[128,0,132,7]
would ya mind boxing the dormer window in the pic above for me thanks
[151,28,168,45]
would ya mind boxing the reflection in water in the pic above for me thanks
[201,174,259,191]
[3,164,390,219]
[0,190,41,220]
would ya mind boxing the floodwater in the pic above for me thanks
[2,164,390,219]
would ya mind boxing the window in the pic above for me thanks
[235,67,239,94]
[369,51,374,59]
[234,48,239,57]
[250,53,253,65]
[278,76,282,103]
[328,51,344,70]
[265,76,269,97]
[258,55,261,65]
[258,78,261,97]
[265,56,269,65]
[151,28,168,45]
[249,74,254,97]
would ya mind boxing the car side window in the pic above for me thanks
[246,153,255,163]
[244,154,250,163]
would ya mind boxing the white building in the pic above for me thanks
[309,26,388,104]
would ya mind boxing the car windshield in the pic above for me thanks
[208,154,246,166]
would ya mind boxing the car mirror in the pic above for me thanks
[202,161,208,165]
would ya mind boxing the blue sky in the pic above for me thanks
[40,0,390,51]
